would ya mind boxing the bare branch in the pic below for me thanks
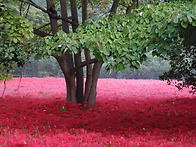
[1,75,7,98]
[21,0,78,26]
[126,0,138,14]
[25,4,30,18]
[71,58,98,75]
[33,28,51,37]
[19,1,23,16]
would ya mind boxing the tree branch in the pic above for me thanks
[21,0,78,26]
[110,0,120,16]
[126,0,138,14]
[71,58,98,75]
[33,28,50,37]
[25,3,30,18]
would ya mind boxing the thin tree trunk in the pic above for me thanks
[74,51,84,103]
[84,50,93,101]
[110,0,120,16]
[70,0,79,32]
[87,60,103,106]
[126,0,137,14]
[60,0,74,71]
[47,0,75,102]
[46,0,58,35]
[60,0,69,33]
[70,0,84,103]
[82,0,88,23]
[81,0,93,102]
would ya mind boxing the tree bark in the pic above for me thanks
[54,54,76,102]
[70,0,79,32]
[65,75,77,102]
[70,0,84,103]
[81,0,93,102]
[46,0,58,35]
[126,0,138,14]
[82,0,88,23]
[84,50,93,101]
[74,51,84,103]
[60,0,69,33]
[110,0,120,16]
[87,60,103,106]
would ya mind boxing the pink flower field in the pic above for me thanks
[0,78,195,147]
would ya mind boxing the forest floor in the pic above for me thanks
[0,78,195,146]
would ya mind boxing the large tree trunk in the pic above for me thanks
[59,0,77,102]
[54,55,75,102]
[65,75,76,102]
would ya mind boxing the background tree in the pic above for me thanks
[0,0,196,106]
[160,25,196,93]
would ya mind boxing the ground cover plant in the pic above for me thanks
[0,78,195,146]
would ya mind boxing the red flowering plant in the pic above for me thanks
[0,78,195,146]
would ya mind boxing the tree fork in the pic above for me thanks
[25,0,77,26]
[54,54,76,102]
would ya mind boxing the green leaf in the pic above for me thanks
[129,65,135,70]
[117,64,125,72]
[13,38,17,43]
[174,49,181,55]
[192,20,196,26]
[187,15,192,23]
[152,51,158,56]
[147,27,151,33]
[181,21,188,28]
[157,48,164,54]
[34,54,42,60]
[173,17,178,24]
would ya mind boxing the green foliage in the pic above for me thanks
[0,3,34,80]
[35,1,196,73]
[160,25,196,93]
[100,54,170,79]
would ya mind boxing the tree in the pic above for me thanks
[0,2,34,80]
[1,0,196,106]
[160,25,196,93]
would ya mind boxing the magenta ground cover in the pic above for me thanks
[0,78,195,146]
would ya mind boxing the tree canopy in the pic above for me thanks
[35,1,196,71]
